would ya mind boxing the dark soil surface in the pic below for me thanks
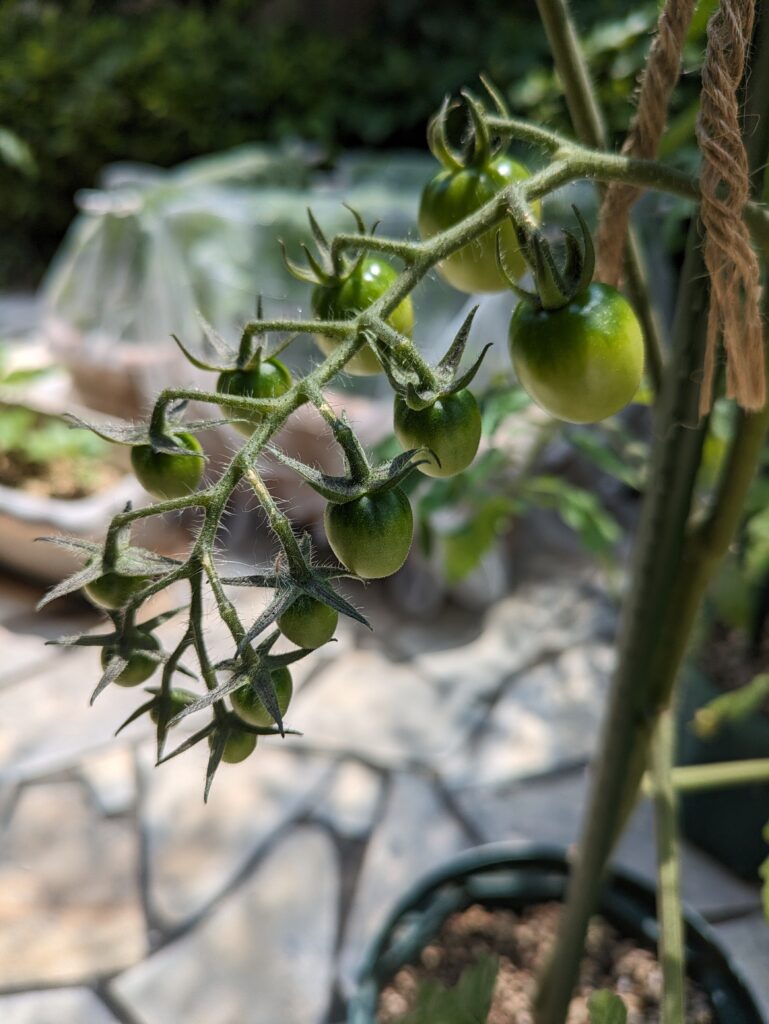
[378,902,714,1024]
[0,451,121,500]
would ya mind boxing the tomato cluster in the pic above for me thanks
[80,88,647,784]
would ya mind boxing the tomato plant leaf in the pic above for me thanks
[587,990,627,1024]
[401,955,498,1024]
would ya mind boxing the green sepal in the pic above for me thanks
[280,207,368,289]
[66,402,221,456]
[504,205,596,311]
[374,306,491,410]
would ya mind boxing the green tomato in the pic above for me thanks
[230,667,293,727]
[217,359,292,436]
[150,688,196,724]
[85,571,151,610]
[324,488,413,579]
[101,630,160,686]
[278,595,338,649]
[131,431,204,500]
[393,389,481,478]
[508,283,644,424]
[419,155,536,294]
[311,258,414,375]
[211,729,257,764]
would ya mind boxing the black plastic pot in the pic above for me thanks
[347,843,765,1024]
[677,669,769,879]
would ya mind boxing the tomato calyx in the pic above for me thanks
[268,409,432,502]
[165,625,308,738]
[376,305,491,412]
[66,399,217,460]
[428,83,512,173]
[36,517,182,612]
[499,205,596,312]
[280,206,371,289]
[219,531,371,653]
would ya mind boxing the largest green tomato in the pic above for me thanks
[418,155,533,294]
[508,283,644,424]
[324,489,413,579]
[312,259,414,376]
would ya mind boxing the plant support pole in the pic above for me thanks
[534,5,769,1021]
[651,708,686,1024]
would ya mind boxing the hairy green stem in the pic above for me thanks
[651,708,686,1024]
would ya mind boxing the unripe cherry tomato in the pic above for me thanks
[217,359,292,436]
[311,258,414,375]
[230,666,293,727]
[101,630,160,686]
[324,488,413,579]
[419,155,535,293]
[278,595,338,649]
[211,729,257,763]
[85,571,150,610]
[394,389,481,478]
[508,282,644,423]
[131,432,204,500]
[150,688,196,723]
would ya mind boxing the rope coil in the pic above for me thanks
[596,0,697,285]
[696,0,765,414]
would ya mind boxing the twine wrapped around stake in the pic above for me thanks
[696,0,765,415]
[596,0,697,286]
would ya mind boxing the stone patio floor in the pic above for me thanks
[0,553,767,1024]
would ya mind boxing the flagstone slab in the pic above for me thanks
[0,987,119,1024]
[0,781,145,987]
[112,826,339,1024]
[140,740,335,927]
[338,772,472,996]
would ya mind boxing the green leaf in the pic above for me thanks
[400,956,498,1024]
[481,384,532,435]
[588,990,627,1024]
[523,476,621,558]
[443,496,517,584]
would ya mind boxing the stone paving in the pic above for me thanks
[0,536,767,1024]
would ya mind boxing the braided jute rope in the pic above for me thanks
[596,0,697,286]
[696,0,765,414]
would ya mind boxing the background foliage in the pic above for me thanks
[0,0,708,288]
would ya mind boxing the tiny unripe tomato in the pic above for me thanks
[230,666,293,727]
[210,729,257,764]
[419,155,536,294]
[311,258,414,376]
[324,488,413,579]
[393,389,482,478]
[508,283,644,424]
[217,359,292,436]
[85,571,150,610]
[278,595,338,649]
[150,688,196,724]
[101,630,160,686]
[131,432,204,500]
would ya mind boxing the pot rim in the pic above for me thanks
[349,840,766,1024]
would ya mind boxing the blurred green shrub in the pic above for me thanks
[0,0,709,289]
